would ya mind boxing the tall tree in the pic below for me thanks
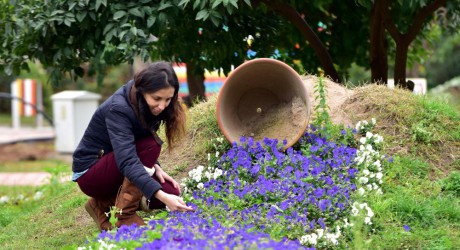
[0,0,282,101]
[186,0,460,88]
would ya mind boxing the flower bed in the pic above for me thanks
[80,120,389,249]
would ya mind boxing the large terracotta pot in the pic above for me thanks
[216,58,311,150]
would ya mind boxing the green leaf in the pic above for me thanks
[192,0,201,9]
[209,12,222,27]
[105,28,116,41]
[95,0,102,11]
[211,0,223,9]
[147,16,156,28]
[130,26,138,36]
[129,8,143,18]
[196,9,209,20]
[103,23,114,35]
[137,29,146,38]
[118,30,128,40]
[243,0,251,7]
[113,10,127,20]
[51,10,65,16]
[229,0,238,9]
[68,2,77,10]
[76,11,87,22]
[158,3,173,11]
[178,0,190,8]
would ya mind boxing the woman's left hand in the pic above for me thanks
[154,164,181,194]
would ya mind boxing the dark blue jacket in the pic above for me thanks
[72,80,162,199]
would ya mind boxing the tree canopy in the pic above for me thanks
[1,0,459,97]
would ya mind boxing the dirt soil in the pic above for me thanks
[0,140,59,163]
[241,96,308,143]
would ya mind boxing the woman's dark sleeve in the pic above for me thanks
[105,103,162,199]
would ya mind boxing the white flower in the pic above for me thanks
[343,218,354,228]
[358,187,366,196]
[366,207,375,217]
[351,206,359,216]
[359,137,367,144]
[366,132,373,138]
[316,228,324,238]
[359,177,369,184]
[325,232,339,245]
[300,233,318,245]
[98,239,118,249]
[213,168,223,179]
[362,169,370,176]
[371,118,376,124]
[376,172,383,180]
[358,202,368,209]
[0,196,9,204]
[364,216,372,225]
[197,183,204,189]
[33,191,44,200]
[204,171,212,179]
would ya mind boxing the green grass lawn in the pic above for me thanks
[0,160,71,173]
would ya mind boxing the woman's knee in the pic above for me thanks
[162,181,180,196]
[136,137,161,167]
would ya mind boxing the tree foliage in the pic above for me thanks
[1,0,459,94]
[184,0,460,88]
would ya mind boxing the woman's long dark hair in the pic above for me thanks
[134,61,185,149]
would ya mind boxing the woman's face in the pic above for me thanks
[143,87,175,116]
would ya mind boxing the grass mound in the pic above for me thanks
[340,84,460,178]
[158,95,225,181]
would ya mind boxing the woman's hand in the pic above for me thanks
[154,190,194,212]
[154,164,181,194]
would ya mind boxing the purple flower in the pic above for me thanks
[318,199,331,212]
[404,224,410,232]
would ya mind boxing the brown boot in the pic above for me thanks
[85,197,115,231]
[115,178,146,228]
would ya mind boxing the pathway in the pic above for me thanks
[0,172,72,186]
[0,126,55,145]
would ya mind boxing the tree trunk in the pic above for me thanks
[185,61,206,105]
[261,0,342,83]
[369,0,388,84]
[394,43,410,90]
[382,0,446,90]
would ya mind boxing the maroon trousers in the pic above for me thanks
[76,136,179,209]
